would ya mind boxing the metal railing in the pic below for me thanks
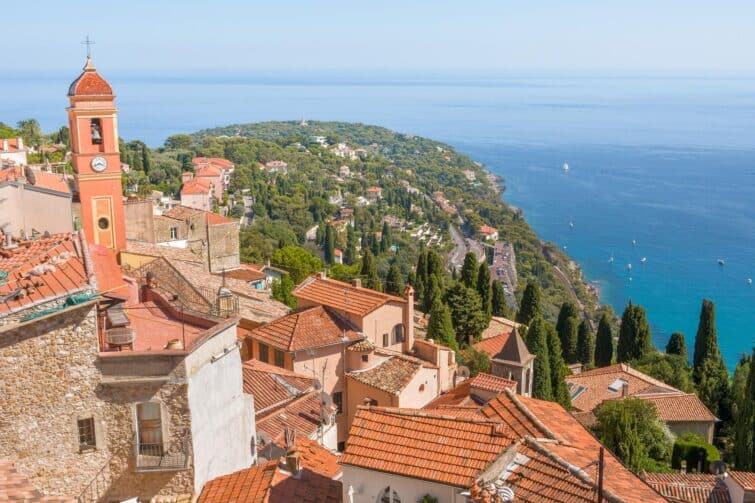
[104,327,136,346]
[135,438,191,472]
[77,456,112,503]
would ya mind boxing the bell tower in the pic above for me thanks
[67,55,126,252]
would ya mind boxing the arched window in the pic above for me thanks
[378,487,401,503]
[391,324,404,344]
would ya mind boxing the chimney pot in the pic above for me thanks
[17,137,23,150]
[285,451,301,475]
[621,382,629,397]
[352,278,361,288]
[2,139,8,151]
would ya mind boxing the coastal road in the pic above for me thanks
[449,224,467,272]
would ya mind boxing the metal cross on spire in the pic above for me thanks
[81,35,95,58]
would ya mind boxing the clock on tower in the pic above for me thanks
[67,56,126,252]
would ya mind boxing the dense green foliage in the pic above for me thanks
[271,275,296,308]
[516,281,541,326]
[460,346,490,378]
[671,433,721,473]
[427,298,458,352]
[692,300,731,422]
[476,261,492,317]
[576,319,595,368]
[631,353,695,393]
[556,302,580,364]
[444,283,488,345]
[546,323,572,409]
[595,314,614,367]
[733,350,754,469]
[460,252,478,289]
[595,398,673,472]
[525,316,552,401]
[617,302,653,362]
[271,246,322,284]
[491,280,510,318]
[666,332,688,360]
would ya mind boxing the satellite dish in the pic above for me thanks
[457,366,471,379]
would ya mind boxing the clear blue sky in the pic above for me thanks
[8,0,755,73]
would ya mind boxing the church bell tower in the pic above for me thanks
[67,55,126,252]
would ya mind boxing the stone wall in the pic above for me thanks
[0,300,197,501]
[124,200,155,242]
[207,222,239,273]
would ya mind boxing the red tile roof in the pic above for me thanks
[347,355,422,395]
[365,186,382,193]
[424,373,517,409]
[0,460,75,502]
[247,305,361,352]
[0,233,92,315]
[467,373,518,394]
[636,392,717,422]
[196,164,222,177]
[473,331,512,358]
[242,359,314,413]
[222,264,267,283]
[68,60,113,96]
[341,407,515,488]
[0,138,25,152]
[181,177,212,195]
[198,439,341,503]
[293,275,405,317]
[192,157,234,170]
[0,166,71,194]
[256,391,326,449]
[642,473,731,503]
[729,471,755,491]
[88,243,128,298]
[479,225,498,235]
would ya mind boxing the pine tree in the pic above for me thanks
[666,332,688,360]
[525,316,552,401]
[491,280,510,318]
[577,319,595,368]
[460,252,478,288]
[360,250,381,291]
[476,261,492,317]
[427,299,458,352]
[594,314,614,367]
[324,224,335,264]
[516,281,541,326]
[733,349,754,470]
[546,323,572,409]
[385,263,404,296]
[617,302,653,362]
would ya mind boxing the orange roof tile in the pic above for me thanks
[68,60,113,96]
[347,356,422,395]
[479,225,498,235]
[256,392,329,453]
[248,305,361,352]
[88,243,128,298]
[181,177,212,195]
[0,460,75,502]
[242,359,314,413]
[206,212,235,225]
[192,157,235,170]
[467,373,518,393]
[635,392,717,422]
[199,459,278,502]
[729,471,755,491]
[0,138,25,152]
[642,473,731,503]
[293,275,405,317]
[0,166,71,194]
[341,407,514,488]
[365,186,382,193]
[424,373,516,409]
[222,265,267,283]
[473,331,512,358]
[0,233,92,315]
[196,164,222,177]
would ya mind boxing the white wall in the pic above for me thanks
[342,465,466,503]
[186,325,255,493]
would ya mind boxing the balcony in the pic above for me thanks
[135,439,191,472]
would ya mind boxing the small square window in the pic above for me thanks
[382,333,389,346]
[258,343,269,363]
[368,398,378,406]
[337,441,345,452]
[274,349,285,368]
[78,417,96,451]
[361,354,369,363]
[333,391,343,414]
[170,227,178,240]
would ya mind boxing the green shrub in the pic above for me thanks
[671,432,721,473]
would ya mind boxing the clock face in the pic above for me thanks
[91,156,108,172]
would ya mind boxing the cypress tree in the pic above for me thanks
[666,332,688,360]
[733,349,754,470]
[692,300,732,421]
[460,252,478,288]
[577,319,595,368]
[491,280,510,318]
[415,250,428,300]
[556,302,579,336]
[385,263,404,296]
[476,261,492,316]
[444,283,488,345]
[693,299,719,381]
[516,281,541,326]
[427,298,458,352]
[380,221,391,253]
[324,224,335,264]
[561,316,580,364]
[526,316,552,401]
[360,250,381,291]
[422,275,441,313]
[617,302,652,362]
[546,323,572,409]
[426,250,444,283]
[344,225,357,265]
[594,314,614,367]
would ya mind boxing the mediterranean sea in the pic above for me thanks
[3,69,755,368]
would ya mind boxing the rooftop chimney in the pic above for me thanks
[351,278,361,288]
[621,382,629,397]
[285,451,301,476]
[16,137,23,150]
[2,139,7,151]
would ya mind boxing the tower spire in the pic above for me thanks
[81,35,96,69]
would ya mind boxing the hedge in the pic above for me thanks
[671,433,721,473]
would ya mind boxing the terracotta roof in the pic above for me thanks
[347,354,425,395]
[196,164,222,177]
[0,166,71,194]
[642,473,731,503]
[242,359,314,413]
[88,242,128,298]
[480,225,498,235]
[221,264,267,283]
[565,363,680,412]
[293,275,405,317]
[473,331,512,358]
[347,338,375,352]
[366,186,382,193]
[0,138,25,152]
[68,58,113,96]
[467,373,519,393]
[479,316,521,341]
[729,471,755,491]
[256,391,327,450]
[0,460,75,502]
[198,439,341,503]
[340,407,514,488]
[192,157,234,170]
[248,305,361,352]
[0,233,92,315]
[181,177,212,195]
[636,393,717,422]
[424,373,516,409]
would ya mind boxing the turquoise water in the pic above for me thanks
[3,70,755,367]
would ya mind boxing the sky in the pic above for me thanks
[6,1,755,74]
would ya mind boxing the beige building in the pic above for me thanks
[0,232,255,501]
[472,325,535,397]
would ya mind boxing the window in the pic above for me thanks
[382,333,389,347]
[368,398,378,406]
[90,118,103,145]
[258,343,269,363]
[77,417,96,451]
[136,402,163,456]
[337,441,345,452]
[392,324,404,344]
[379,487,402,503]
[361,354,369,363]
[419,384,425,392]
[97,217,109,230]
[274,349,285,368]
[169,227,178,240]
[333,392,343,414]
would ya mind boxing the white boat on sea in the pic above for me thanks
[718,259,726,266]
[627,263,633,271]
[562,163,569,173]
[609,253,615,264]
[640,257,647,264]
[747,278,752,285]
